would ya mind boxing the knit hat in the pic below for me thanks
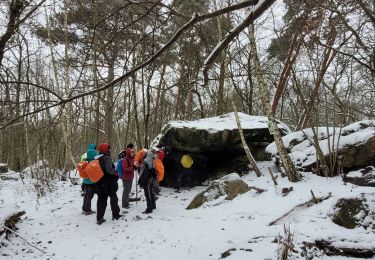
[126,143,134,149]
[98,143,110,154]
[157,150,165,161]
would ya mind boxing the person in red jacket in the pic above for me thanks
[121,148,135,208]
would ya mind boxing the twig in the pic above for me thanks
[1,225,46,254]
[268,167,278,186]
[269,192,332,226]
[310,190,317,203]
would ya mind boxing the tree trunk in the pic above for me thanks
[249,23,300,182]
[152,65,166,137]
[105,59,115,145]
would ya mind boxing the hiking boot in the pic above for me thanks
[97,219,106,225]
[84,211,95,215]
[112,214,123,220]
[142,209,152,214]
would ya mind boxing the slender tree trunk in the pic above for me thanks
[105,59,115,145]
[62,0,75,178]
[174,65,185,120]
[152,64,166,137]
[249,23,300,182]
[132,73,142,148]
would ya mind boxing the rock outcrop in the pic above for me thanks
[330,194,375,230]
[186,173,250,209]
[266,120,375,175]
[154,113,290,187]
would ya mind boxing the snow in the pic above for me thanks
[164,112,291,134]
[1,162,374,259]
[346,170,363,178]
[266,120,375,169]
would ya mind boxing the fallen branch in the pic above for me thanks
[269,192,332,226]
[1,225,46,254]
[249,186,266,193]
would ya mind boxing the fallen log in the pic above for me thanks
[269,192,332,226]
[303,240,375,258]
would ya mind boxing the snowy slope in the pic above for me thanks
[0,163,374,260]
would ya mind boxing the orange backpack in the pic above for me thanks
[154,158,164,182]
[76,161,89,178]
[83,159,104,182]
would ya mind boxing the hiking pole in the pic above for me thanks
[136,168,139,204]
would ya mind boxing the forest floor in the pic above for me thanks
[0,161,374,260]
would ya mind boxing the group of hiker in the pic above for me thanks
[77,142,169,225]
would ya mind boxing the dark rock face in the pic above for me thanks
[330,194,375,230]
[331,198,365,229]
[186,173,249,209]
[155,113,290,187]
[266,120,375,176]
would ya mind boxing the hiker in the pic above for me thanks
[138,148,158,214]
[117,147,135,208]
[118,143,134,160]
[177,153,194,191]
[81,143,98,215]
[95,143,121,225]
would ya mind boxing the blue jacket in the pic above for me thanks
[83,143,98,185]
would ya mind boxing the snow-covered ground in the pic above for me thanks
[0,162,374,260]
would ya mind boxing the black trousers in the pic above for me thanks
[143,180,156,211]
[96,179,120,220]
[82,184,95,212]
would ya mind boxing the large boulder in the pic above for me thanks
[187,173,250,209]
[154,113,290,187]
[266,120,375,175]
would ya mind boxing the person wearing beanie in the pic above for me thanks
[81,143,98,215]
[95,143,121,225]
[118,143,135,160]
[121,148,135,208]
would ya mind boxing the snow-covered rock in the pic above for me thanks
[186,173,250,209]
[155,113,290,186]
[266,120,375,175]
[158,112,290,156]
[344,166,375,187]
